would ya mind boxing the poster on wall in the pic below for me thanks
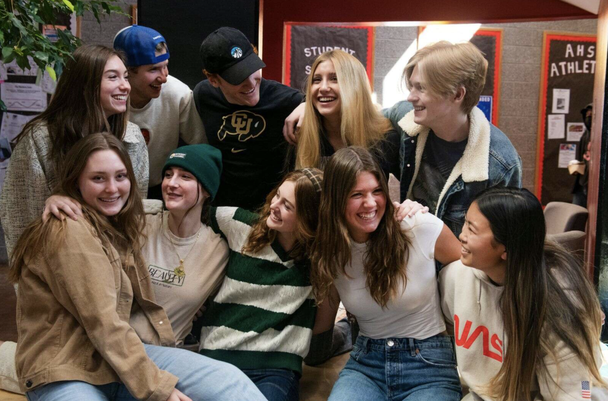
[536,32,596,205]
[470,28,503,126]
[283,24,374,92]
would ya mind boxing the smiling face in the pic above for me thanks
[129,54,169,108]
[162,166,206,214]
[209,69,262,107]
[99,55,130,116]
[460,201,507,281]
[311,60,341,122]
[77,149,131,216]
[406,65,460,131]
[266,180,297,234]
[344,171,386,243]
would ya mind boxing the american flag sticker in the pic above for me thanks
[581,380,591,399]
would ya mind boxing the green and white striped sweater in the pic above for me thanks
[199,207,316,374]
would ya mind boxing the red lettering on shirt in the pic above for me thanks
[454,314,503,362]
[140,129,150,145]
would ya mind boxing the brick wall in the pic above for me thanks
[80,0,137,47]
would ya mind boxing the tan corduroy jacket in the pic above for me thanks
[15,218,178,400]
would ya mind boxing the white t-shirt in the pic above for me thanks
[334,212,446,339]
[130,75,206,187]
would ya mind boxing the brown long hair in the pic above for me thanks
[474,187,605,400]
[10,133,145,283]
[243,169,323,261]
[311,147,410,307]
[296,50,391,169]
[16,45,129,172]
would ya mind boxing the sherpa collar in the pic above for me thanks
[397,106,490,183]
[398,107,491,213]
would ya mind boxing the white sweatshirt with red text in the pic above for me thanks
[439,261,607,401]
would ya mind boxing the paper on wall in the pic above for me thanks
[40,69,57,94]
[2,57,39,76]
[0,64,7,81]
[566,122,586,142]
[1,82,47,112]
[552,88,570,114]
[558,143,577,168]
[0,113,37,142]
[548,114,565,139]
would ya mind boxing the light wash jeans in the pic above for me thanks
[329,334,462,401]
[26,344,266,401]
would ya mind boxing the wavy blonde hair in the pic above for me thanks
[311,147,410,307]
[296,50,391,169]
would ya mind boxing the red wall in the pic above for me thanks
[262,0,593,82]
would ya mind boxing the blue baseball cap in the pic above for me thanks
[113,25,170,67]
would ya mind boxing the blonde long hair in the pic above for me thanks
[296,50,391,169]
[311,147,410,307]
[10,133,145,283]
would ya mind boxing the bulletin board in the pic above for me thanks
[0,20,69,192]
[283,23,374,92]
[470,28,503,126]
[536,32,596,205]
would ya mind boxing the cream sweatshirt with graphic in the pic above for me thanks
[439,261,607,401]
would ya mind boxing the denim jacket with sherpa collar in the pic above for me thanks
[385,101,522,237]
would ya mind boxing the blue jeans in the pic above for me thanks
[328,334,462,401]
[26,344,266,401]
[243,368,299,401]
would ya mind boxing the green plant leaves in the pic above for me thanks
[34,51,48,62]
[1,0,123,95]
[2,47,13,60]
[62,0,75,12]
[45,65,56,81]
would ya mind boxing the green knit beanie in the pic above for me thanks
[162,144,222,201]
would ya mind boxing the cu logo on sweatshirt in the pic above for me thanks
[454,314,503,362]
[217,110,267,147]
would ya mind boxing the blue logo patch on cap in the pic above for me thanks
[231,46,243,59]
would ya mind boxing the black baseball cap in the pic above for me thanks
[200,27,266,85]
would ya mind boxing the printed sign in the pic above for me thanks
[284,24,374,92]
[477,96,493,123]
